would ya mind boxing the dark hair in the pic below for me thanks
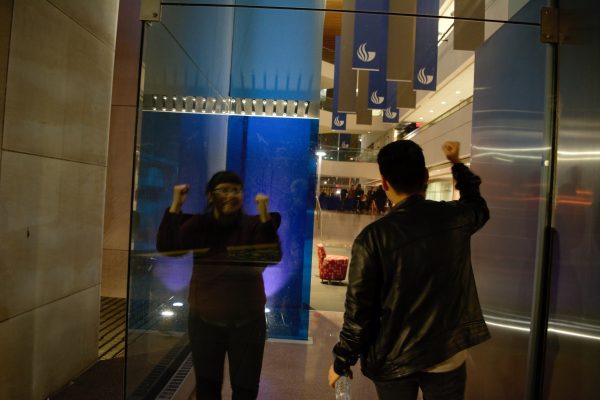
[205,171,243,195]
[377,140,427,194]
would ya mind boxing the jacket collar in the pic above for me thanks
[391,193,425,211]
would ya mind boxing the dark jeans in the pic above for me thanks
[188,314,266,400]
[374,363,467,400]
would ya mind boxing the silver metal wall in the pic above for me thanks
[544,0,600,398]
[469,1,548,398]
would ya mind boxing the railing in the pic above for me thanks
[317,145,378,162]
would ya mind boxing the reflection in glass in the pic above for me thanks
[156,171,282,398]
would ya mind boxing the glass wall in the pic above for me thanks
[122,1,600,399]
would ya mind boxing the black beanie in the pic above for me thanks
[205,171,243,195]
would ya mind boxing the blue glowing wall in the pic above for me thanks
[134,112,317,340]
[227,116,318,340]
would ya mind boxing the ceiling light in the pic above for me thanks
[441,101,447,105]
[455,90,461,94]
[419,117,424,120]
[429,109,434,113]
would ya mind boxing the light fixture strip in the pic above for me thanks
[143,95,317,118]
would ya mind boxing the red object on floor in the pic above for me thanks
[317,243,349,282]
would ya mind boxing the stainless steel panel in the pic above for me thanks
[470,1,548,398]
[545,0,600,398]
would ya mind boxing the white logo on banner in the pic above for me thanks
[370,91,384,105]
[334,116,345,127]
[357,43,376,62]
[384,107,398,119]
[417,68,434,85]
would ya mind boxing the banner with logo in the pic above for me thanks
[332,36,347,130]
[383,106,400,123]
[413,0,439,91]
[352,0,389,71]
[368,70,387,109]
[382,81,399,122]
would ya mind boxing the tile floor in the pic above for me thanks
[188,211,417,399]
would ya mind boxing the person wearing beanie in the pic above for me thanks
[157,170,282,400]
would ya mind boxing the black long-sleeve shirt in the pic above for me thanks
[157,210,282,323]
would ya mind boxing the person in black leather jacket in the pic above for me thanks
[328,141,490,400]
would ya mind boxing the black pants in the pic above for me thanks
[188,314,266,400]
[374,363,467,400]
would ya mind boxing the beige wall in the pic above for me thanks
[0,0,118,398]
[102,0,141,299]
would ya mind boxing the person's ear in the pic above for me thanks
[381,176,390,191]
[424,168,429,184]
[207,192,214,204]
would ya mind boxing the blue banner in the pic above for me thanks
[352,0,389,71]
[332,112,347,130]
[385,80,398,108]
[414,0,439,91]
[382,80,399,123]
[383,107,400,123]
[368,70,387,109]
[332,36,347,130]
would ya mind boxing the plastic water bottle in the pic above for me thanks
[335,375,351,400]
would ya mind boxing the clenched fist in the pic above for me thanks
[442,141,460,164]
[169,184,190,213]
[255,193,270,223]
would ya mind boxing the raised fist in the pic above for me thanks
[442,141,460,164]
[169,184,190,213]
[255,193,270,222]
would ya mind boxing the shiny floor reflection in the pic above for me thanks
[190,311,382,399]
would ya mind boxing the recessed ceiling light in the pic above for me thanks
[419,117,424,120]
[455,90,461,94]
[441,101,447,105]
[429,109,434,113]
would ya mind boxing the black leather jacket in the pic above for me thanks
[333,163,490,381]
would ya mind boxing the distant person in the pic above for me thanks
[340,187,348,211]
[366,188,375,214]
[328,141,490,400]
[353,184,364,212]
[374,184,387,214]
[157,171,282,400]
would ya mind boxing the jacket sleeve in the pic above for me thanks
[332,237,380,375]
[452,163,490,233]
[156,208,194,255]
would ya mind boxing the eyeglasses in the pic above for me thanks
[212,187,242,195]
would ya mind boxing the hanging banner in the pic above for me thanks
[339,0,358,113]
[352,0,389,71]
[413,0,439,91]
[383,107,400,123]
[332,112,347,130]
[387,0,416,82]
[332,36,347,131]
[385,80,397,108]
[382,81,399,123]
[454,0,485,50]
[397,81,417,108]
[368,70,388,109]
[356,71,372,125]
